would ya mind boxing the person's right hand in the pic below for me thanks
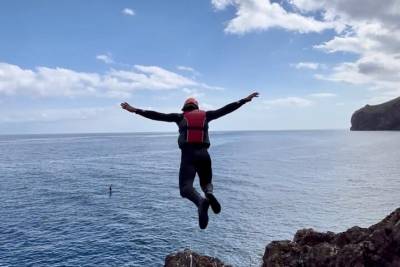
[120,102,137,113]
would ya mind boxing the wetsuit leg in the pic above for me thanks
[179,149,203,207]
[196,148,221,214]
[195,148,213,194]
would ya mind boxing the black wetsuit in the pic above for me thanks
[134,98,249,207]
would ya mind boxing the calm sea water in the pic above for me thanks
[1,131,400,266]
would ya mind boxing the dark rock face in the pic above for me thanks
[164,249,231,267]
[262,208,400,267]
[165,208,400,266]
[351,97,400,130]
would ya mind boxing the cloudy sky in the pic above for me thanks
[1,0,399,134]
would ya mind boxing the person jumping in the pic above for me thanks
[121,92,259,229]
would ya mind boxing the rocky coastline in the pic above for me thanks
[165,207,400,266]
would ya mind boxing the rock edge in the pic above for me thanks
[165,207,400,266]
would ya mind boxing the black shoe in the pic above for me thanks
[205,192,221,214]
[198,199,209,229]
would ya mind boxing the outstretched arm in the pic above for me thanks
[206,92,259,121]
[121,102,180,123]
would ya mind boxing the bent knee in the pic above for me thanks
[180,185,193,198]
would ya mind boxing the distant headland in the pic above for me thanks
[351,97,400,130]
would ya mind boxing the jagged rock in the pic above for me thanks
[262,207,400,267]
[164,208,400,266]
[164,249,231,267]
[294,228,335,246]
[351,97,400,130]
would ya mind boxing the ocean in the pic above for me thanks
[1,131,400,266]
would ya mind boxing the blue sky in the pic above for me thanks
[1,0,399,134]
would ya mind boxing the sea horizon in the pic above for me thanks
[0,128,352,137]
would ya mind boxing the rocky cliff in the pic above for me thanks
[263,207,400,267]
[351,97,400,130]
[165,207,400,267]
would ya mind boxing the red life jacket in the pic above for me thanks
[183,110,206,143]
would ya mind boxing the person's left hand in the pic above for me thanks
[245,92,259,102]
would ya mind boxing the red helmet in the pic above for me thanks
[182,97,199,111]
[184,98,198,106]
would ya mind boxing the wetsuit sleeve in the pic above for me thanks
[134,109,181,123]
[206,98,249,122]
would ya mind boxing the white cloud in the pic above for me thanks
[264,97,313,108]
[182,88,204,98]
[0,107,111,123]
[292,62,325,70]
[0,62,220,97]
[290,0,400,26]
[212,0,400,100]
[289,0,323,12]
[212,0,335,34]
[315,23,400,93]
[177,66,195,72]
[177,65,201,76]
[262,94,334,111]
[309,92,336,98]
[211,0,233,10]
[96,53,114,64]
[291,0,400,100]
[316,52,400,90]
[110,65,198,90]
[0,63,101,97]
[122,8,135,16]
[314,22,393,54]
